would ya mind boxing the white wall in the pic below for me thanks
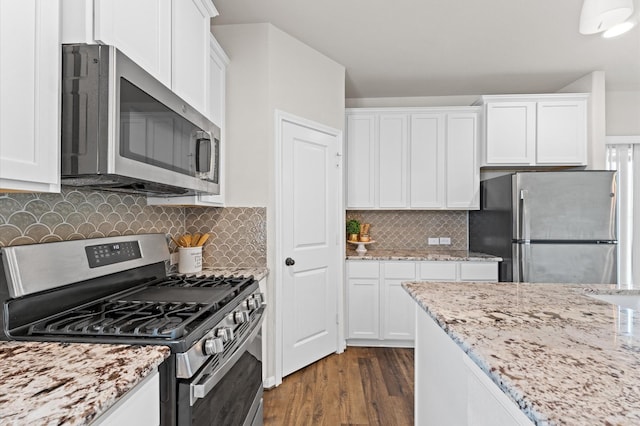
[212,24,270,207]
[346,95,478,108]
[606,90,640,135]
[211,23,345,386]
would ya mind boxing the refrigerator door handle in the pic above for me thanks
[520,242,530,282]
[520,190,530,242]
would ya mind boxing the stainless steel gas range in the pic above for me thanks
[0,234,265,426]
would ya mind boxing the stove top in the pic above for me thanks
[0,235,263,354]
[25,274,256,340]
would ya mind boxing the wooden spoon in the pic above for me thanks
[196,233,209,247]
[170,236,182,248]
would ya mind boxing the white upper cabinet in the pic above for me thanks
[410,113,445,208]
[62,0,172,87]
[446,112,479,209]
[207,34,229,128]
[61,0,220,117]
[536,100,587,164]
[0,0,61,193]
[346,114,376,208]
[477,94,588,167]
[378,114,408,208]
[346,107,480,210]
[172,0,218,116]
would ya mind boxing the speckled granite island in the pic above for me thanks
[403,281,640,425]
[0,341,169,425]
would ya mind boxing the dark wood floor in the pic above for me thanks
[263,347,414,426]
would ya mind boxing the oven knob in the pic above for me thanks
[203,337,224,355]
[254,293,265,305]
[246,298,259,310]
[233,311,250,324]
[217,327,234,342]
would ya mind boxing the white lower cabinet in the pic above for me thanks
[91,369,160,426]
[415,307,533,425]
[346,260,498,347]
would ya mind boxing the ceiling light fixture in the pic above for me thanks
[579,0,634,35]
[602,19,636,37]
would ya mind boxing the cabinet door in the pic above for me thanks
[0,0,60,193]
[346,114,376,208]
[459,262,498,282]
[172,0,215,115]
[207,34,228,127]
[410,113,445,208]
[378,114,408,208]
[446,113,479,209]
[485,102,536,165]
[382,279,416,340]
[536,100,587,165]
[419,261,457,281]
[347,278,380,339]
[94,0,172,87]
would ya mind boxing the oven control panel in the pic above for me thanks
[85,241,142,268]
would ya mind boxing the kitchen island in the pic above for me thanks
[403,281,640,425]
[0,342,169,425]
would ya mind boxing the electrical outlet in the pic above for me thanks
[428,237,440,245]
[439,237,451,245]
[170,252,180,265]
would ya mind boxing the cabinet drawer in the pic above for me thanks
[383,262,416,279]
[348,261,380,278]
[459,262,498,282]
[419,262,457,281]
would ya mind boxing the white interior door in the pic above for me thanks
[281,118,340,377]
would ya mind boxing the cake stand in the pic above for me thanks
[347,240,376,256]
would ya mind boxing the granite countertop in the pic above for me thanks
[0,342,170,425]
[403,281,640,425]
[346,248,502,262]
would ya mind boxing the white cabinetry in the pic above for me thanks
[477,94,588,167]
[346,260,498,347]
[91,369,160,426]
[171,0,217,116]
[346,114,376,208]
[381,262,416,340]
[420,261,498,282]
[346,261,415,346]
[61,0,220,119]
[378,114,409,208]
[0,0,61,193]
[62,0,172,87]
[415,307,533,425]
[346,107,480,210]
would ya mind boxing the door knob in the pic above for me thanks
[285,257,295,266]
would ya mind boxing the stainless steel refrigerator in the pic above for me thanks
[469,171,617,284]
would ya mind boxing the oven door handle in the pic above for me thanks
[190,307,265,406]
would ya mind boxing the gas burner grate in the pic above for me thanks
[159,274,254,289]
[28,300,210,339]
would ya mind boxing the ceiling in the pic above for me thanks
[210,0,640,99]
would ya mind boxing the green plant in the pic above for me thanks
[346,219,361,235]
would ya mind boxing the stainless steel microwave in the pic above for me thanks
[61,44,220,196]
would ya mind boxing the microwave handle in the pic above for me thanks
[195,135,211,173]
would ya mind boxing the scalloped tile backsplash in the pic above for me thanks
[346,210,468,251]
[0,189,266,268]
